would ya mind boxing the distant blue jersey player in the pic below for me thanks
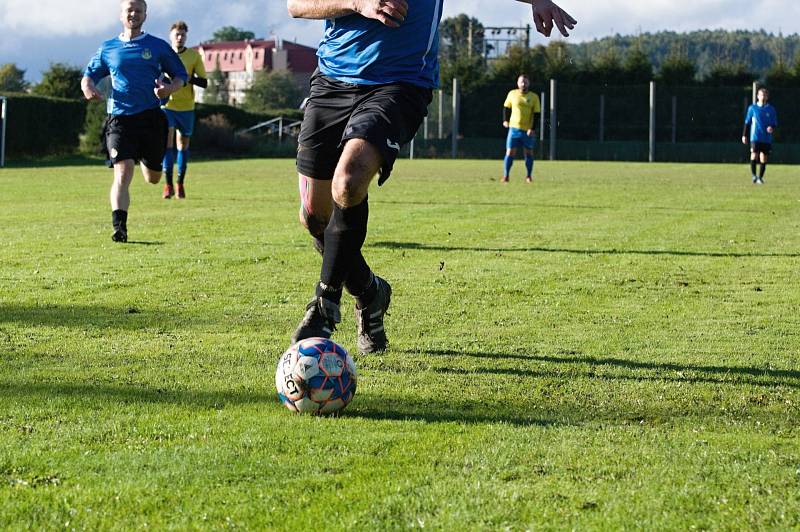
[82,0,187,242]
[285,0,576,354]
[742,87,777,185]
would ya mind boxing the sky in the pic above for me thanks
[1,0,798,82]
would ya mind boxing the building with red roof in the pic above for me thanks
[195,38,318,106]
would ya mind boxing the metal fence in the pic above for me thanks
[407,79,800,164]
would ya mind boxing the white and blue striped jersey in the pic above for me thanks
[317,0,444,88]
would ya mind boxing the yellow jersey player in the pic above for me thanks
[502,74,540,183]
[162,20,207,199]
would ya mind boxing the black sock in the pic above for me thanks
[750,160,757,176]
[177,173,185,185]
[354,273,378,309]
[165,173,174,187]
[315,280,343,305]
[112,209,128,231]
[320,197,369,302]
[759,163,767,178]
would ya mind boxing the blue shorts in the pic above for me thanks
[506,128,534,151]
[163,109,195,137]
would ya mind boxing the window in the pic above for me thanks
[254,52,259,59]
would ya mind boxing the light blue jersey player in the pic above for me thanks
[286,0,577,354]
[742,87,778,185]
[81,0,187,243]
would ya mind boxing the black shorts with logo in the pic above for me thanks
[297,71,432,185]
[103,107,168,170]
[751,142,772,156]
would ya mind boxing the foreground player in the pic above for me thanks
[742,87,778,185]
[502,74,540,183]
[82,0,187,242]
[162,20,207,199]
[287,0,576,353]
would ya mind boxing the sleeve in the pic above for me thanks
[503,91,513,108]
[503,107,512,122]
[742,106,753,137]
[194,53,207,79]
[84,46,109,83]
[161,44,188,83]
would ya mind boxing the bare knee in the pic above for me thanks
[506,148,517,157]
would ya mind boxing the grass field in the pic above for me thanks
[1,158,799,529]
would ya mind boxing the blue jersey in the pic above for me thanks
[85,33,187,116]
[317,0,444,88]
[745,103,778,144]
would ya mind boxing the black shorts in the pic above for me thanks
[103,107,168,170]
[297,71,432,185]
[751,142,772,156]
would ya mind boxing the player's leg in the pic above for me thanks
[140,109,169,186]
[524,147,534,182]
[750,145,758,183]
[758,150,769,184]
[163,123,176,198]
[503,128,517,182]
[175,112,195,198]
[110,159,135,242]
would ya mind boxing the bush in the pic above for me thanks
[192,113,255,154]
[2,93,87,157]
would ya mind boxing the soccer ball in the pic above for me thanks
[275,337,357,414]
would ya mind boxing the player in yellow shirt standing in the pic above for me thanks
[502,74,540,183]
[162,20,207,199]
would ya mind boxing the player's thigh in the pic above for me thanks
[140,163,161,184]
[138,109,169,174]
[296,73,355,181]
[342,82,432,186]
[112,160,135,186]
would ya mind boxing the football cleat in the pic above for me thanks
[755,178,764,185]
[291,296,341,344]
[500,176,509,183]
[176,183,186,199]
[163,184,174,199]
[355,276,392,354]
[525,176,533,183]
[111,228,128,243]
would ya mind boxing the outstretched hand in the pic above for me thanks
[530,0,577,37]
[353,0,408,28]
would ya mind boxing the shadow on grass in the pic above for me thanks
[0,304,201,330]
[371,241,800,259]
[0,380,553,427]
[5,155,103,168]
[415,349,800,390]
[124,241,165,246]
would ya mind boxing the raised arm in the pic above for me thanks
[288,0,408,28]
[516,0,577,37]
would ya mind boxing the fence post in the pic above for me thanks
[549,79,557,161]
[599,94,605,143]
[752,81,758,103]
[539,91,546,143]
[410,137,415,160]
[451,78,460,159]
[438,89,444,139]
[423,116,429,140]
[0,97,6,168]
[649,81,656,163]
[278,116,284,143]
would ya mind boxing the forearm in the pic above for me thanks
[165,79,186,96]
[287,0,356,19]
[742,122,750,138]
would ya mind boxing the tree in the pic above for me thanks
[204,58,228,104]
[243,70,303,112]
[705,61,754,86]
[765,62,796,87]
[0,63,29,93]
[586,48,625,84]
[440,15,487,62]
[33,63,83,99]
[623,48,654,84]
[209,26,255,43]
[658,52,697,85]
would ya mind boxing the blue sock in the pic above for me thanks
[525,155,534,177]
[162,148,175,184]
[177,148,189,183]
[503,155,513,177]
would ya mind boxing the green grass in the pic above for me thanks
[1,158,799,530]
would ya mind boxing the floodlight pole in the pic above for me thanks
[549,79,557,161]
[649,81,656,163]
[0,97,6,168]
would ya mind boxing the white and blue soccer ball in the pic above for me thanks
[275,337,357,414]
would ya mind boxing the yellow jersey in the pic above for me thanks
[164,47,206,112]
[503,89,541,130]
